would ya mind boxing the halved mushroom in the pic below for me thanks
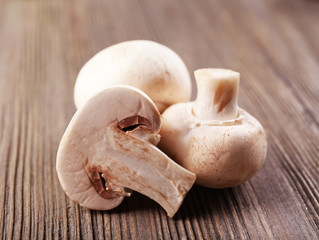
[56,86,196,217]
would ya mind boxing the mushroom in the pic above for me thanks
[56,86,196,217]
[158,69,267,188]
[74,40,192,112]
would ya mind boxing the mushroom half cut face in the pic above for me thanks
[56,86,196,217]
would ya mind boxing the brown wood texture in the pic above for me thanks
[0,0,318,239]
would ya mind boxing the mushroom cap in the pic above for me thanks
[159,102,267,188]
[74,40,192,112]
[57,86,161,210]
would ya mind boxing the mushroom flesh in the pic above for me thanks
[56,86,196,217]
[159,69,267,188]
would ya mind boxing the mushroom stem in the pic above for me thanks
[192,68,240,121]
[87,126,196,217]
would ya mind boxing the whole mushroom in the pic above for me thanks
[159,69,267,188]
[74,40,192,112]
[56,86,196,217]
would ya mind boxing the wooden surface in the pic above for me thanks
[0,0,318,239]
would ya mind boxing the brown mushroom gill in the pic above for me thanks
[91,170,132,199]
[91,171,118,199]
[118,116,151,132]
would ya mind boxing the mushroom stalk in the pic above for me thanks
[192,69,240,121]
[85,126,195,217]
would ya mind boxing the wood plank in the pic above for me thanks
[0,0,318,239]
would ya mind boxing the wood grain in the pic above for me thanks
[0,0,318,239]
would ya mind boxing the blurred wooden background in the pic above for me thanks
[0,0,318,239]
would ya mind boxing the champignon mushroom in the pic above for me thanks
[56,86,196,217]
[158,69,267,188]
[74,40,192,112]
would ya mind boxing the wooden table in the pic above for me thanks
[0,0,318,239]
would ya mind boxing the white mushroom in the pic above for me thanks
[56,86,196,217]
[159,69,267,188]
[74,40,191,112]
